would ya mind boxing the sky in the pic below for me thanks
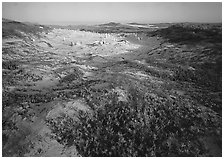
[2,2,222,25]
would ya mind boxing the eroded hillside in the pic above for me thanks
[2,20,222,157]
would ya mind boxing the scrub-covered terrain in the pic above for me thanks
[2,19,222,157]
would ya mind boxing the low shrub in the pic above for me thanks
[59,67,83,83]
[2,61,19,70]
[47,88,221,157]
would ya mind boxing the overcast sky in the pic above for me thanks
[2,2,222,25]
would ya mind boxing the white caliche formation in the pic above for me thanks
[38,28,140,57]
[2,28,140,92]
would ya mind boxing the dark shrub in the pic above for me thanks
[2,61,19,70]
[47,88,221,157]
[59,67,83,83]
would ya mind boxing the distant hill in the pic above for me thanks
[2,18,51,38]
[99,22,122,27]
[2,18,22,24]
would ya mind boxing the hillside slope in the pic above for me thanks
[2,20,222,157]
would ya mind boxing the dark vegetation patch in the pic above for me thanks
[59,67,84,83]
[79,27,144,33]
[2,68,42,87]
[2,91,57,109]
[145,23,222,114]
[2,60,19,70]
[148,24,222,44]
[2,18,51,38]
[47,87,221,157]
[173,65,221,91]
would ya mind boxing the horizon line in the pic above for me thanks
[3,18,222,26]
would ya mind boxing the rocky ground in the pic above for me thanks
[2,20,222,157]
